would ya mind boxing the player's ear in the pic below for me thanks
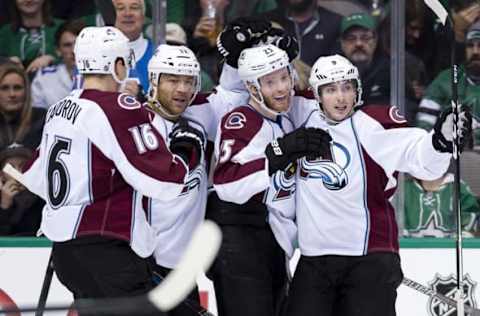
[114,57,127,81]
[246,83,261,99]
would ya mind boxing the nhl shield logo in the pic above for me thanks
[427,273,477,316]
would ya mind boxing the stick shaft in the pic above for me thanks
[447,16,465,316]
[35,253,55,316]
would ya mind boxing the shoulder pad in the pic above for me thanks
[359,105,408,129]
[294,88,315,99]
[191,92,210,106]
[221,106,263,136]
[117,93,142,110]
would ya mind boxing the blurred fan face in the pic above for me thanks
[318,80,357,122]
[257,67,293,113]
[57,31,77,70]
[157,74,196,116]
[341,27,377,72]
[113,0,145,41]
[15,0,44,16]
[0,73,26,114]
[466,40,480,78]
[406,19,423,46]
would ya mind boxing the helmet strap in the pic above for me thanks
[247,82,282,121]
[147,100,181,121]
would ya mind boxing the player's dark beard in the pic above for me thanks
[288,0,315,14]
[466,54,480,84]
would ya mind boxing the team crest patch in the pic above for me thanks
[118,93,142,110]
[224,112,246,129]
[427,273,477,316]
[271,161,296,201]
[299,142,349,190]
[389,106,407,124]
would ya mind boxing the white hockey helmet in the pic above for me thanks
[74,26,135,84]
[237,44,293,117]
[147,44,201,117]
[309,54,363,110]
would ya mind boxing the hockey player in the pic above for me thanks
[209,44,331,316]
[20,27,203,316]
[145,44,208,316]
[145,43,265,316]
[285,54,473,316]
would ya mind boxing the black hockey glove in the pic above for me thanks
[169,118,206,169]
[261,28,299,62]
[432,106,472,153]
[265,127,332,175]
[217,16,272,68]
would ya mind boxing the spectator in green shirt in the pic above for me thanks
[404,173,480,238]
[0,0,63,73]
[416,20,480,149]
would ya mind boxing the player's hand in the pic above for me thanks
[432,106,472,153]
[169,118,206,169]
[121,79,140,96]
[260,28,299,62]
[217,16,272,68]
[265,127,332,175]
[0,179,22,209]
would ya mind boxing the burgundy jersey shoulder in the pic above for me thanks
[80,90,148,124]
[190,92,210,106]
[358,105,408,129]
[219,105,264,142]
[294,88,315,100]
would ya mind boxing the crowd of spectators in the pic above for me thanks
[0,0,479,237]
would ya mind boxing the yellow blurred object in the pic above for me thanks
[207,22,223,47]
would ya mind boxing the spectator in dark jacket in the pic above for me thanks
[340,12,390,105]
[262,0,342,66]
[0,143,44,236]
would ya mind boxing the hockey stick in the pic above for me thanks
[35,253,54,316]
[402,277,480,316]
[0,218,222,315]
[3,163,25,184]
[152,271,214,316]
[423,1,465,315]
[94,0,116,26]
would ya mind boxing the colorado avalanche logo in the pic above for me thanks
[271,162,296,201]
[224,112,246,129]
[389,106,407,124]
[118,93,141,110]
[180,167,204,195]
[300,142,349,190]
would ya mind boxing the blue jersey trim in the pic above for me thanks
[350,118,370,255]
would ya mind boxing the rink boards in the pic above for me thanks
[1,238,480,316]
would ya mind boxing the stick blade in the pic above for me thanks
[424,0,448,25]
[148,220,222,311]
[2,163,25,185]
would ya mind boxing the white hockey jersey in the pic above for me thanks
[150,89,249,268]
[213,105,298,257]
[22,89,189,257]
[149,114,208,268]
[289,102,452,256]
[31,64,73,109]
